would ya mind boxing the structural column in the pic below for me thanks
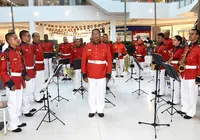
[29,21,35,35]
[110,19,116,42]
[28,0,34,6]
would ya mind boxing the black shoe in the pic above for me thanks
[17,123,27,128]
[24,113,34,117]
[184,115,192,119]
[35,100,43,103]
[45,79,48,82]
[88,113,95,118]
[30,108,37,113]
[115,75,119,77]
[106,86,110,90]
[12,128,22,132]
[120,75,124,78]
[177,110,186,115]
[73,89,78,92]
[98,113,104,118]
[62,77,67,81]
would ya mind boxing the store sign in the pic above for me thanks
[116,26,151,32]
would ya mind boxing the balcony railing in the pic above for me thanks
[178,0,195,8]
[0,0,28,6]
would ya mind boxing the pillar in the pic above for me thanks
[28,0,34,6]
[110,19,116,42]
[29,21,35,35]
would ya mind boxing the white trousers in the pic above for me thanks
[22,78,36,114]
[44,58,53,80]
[88,78,106,113]
[7,88,22,130]
[116,59,124,76]
[74,69,81,89]
[170,77,180,104]
[34,70,45,101]
[154,70,165,95]
[135,62,144,78]
[181,79,198,117]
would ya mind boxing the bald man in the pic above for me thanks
[164,31,173,51]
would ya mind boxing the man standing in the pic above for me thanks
[154,33,169,96]
[113,37,126,77]
[32,32,45,103]
[58,37,72,80]
[81,29,112,118]
[164,30,173,51]
[70,39,84,92]
[103,34,113,59]
[40,34,54,80]
[178,29,200,119]
[0,32,29,132]
[135,39,146,79]
[19,30,36,117]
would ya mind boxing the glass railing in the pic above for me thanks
[0,0,28,6]
[178,0,195,8]
[34,0,87,6]
[114,0,178,3]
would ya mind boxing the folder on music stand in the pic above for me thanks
[44,52,56,59]
[58,58,70,65]
[73,59,81,70]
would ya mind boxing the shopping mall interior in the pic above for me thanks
[0,0,200,140]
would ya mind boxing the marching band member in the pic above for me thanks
[135,39,146,79]
[32,32,45,103]
[19,30,36,117]
[40,34,54,80]
[178,29,200,119]
[113,37,126,77]
[81,29,112,118]
[58,37,72,80]
[154,33,169,95]
[70,39,84,92]
[164,30,173,51]
[168,35,184,104]
[0,32,30,132]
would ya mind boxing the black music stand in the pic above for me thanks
[73,59,87,99]
[51,64,69,105]
[132,58,148,97]
[138,54,170,139]
[58,58,72,81]
[44,52,56,80]
[161,63,181,122]
[36,64,65,130]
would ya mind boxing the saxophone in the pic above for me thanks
[178,47,189,73]
[167,52,173,64]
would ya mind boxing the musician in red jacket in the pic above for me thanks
[103,34,113,59]
[81,29,112,118]
[0,32,30,132]
[32,32,45,103]
[169,35,184,104]
[135,39,146,79]
[164,30,173,51]
[40,34,54,80]
[70,39,84,91]
[19,30,36,117]
[154,33,170,96]
[177,29,200,119]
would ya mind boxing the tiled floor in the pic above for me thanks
[0,69,200,140]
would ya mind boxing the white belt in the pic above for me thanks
[36,61,44,64]
[136,54,142,57]
[26,66,34,69]
[185,65,197,69]
[88,60,107,64]
[62,53,70,56]
[11,72,21,77]
[171,61,179,64]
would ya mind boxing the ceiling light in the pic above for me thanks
[64,11,70,16]
[149,9,153,13]
[33,12,39,17]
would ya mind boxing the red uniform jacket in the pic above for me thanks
[180,43,200,80]
[58,43,72,59]
[70,46,84,64]
[113,43,126,59]
[20,42,36,78]
[81,42,112,79]
[0,46,27,89]
[135,45,146,62]
[32,42,44,71]
[41,41,54,52]
[164,38,173,51]
[169,46,184,72]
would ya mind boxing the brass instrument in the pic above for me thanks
[65,67,75,79]
[151,60,156,70]
[178,47,189,73]
[167,51,174,64]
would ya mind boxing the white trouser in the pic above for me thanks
[74,69,81,89]
[170,77,180,104]
[181,79,198,117]
[135,62,144,78]
[44,58,53,80]
[34,70,45,101]
[88,78,106,113]
[7,88,22,130]
[116,59,124,76]
[154,70,165,95]
[22,78,36,114]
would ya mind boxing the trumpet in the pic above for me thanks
[178,47,189,73]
